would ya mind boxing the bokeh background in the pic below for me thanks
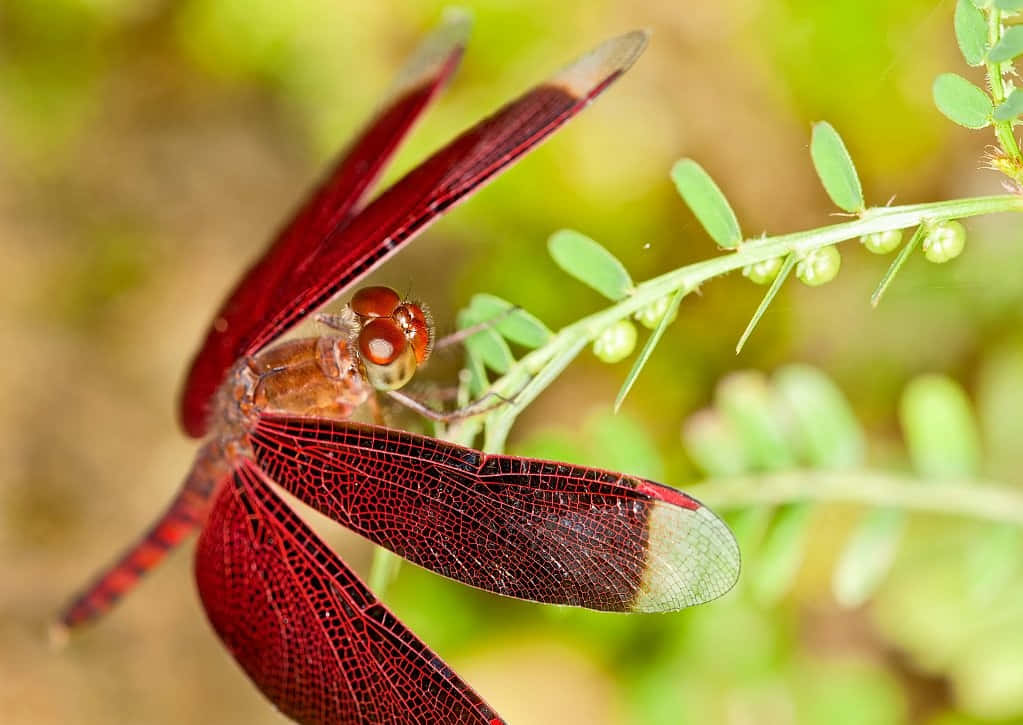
[5,0,1023,723]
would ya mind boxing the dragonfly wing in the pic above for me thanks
[195,459,503,725]
[180,29,648,438]
[180,13,470,437]
[251,415,740,613]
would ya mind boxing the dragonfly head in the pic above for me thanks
[350,286,433,391]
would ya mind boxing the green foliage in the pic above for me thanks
[670,159,742,248]
[547,229,633,300]
[810,122,864,213]
[933,73,993,129]
[954,0,989,66]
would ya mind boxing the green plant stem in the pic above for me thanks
[986,8,1023,170]
[692,470,1023,527]
[472,193,1023,452]
[871,223,926,307]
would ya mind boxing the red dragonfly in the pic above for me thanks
[58,15,740,725]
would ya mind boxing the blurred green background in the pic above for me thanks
[5,0,1023,723]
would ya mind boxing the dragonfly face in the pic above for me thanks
[57,15,739,725]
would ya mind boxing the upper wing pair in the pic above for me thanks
[180,15,648,437]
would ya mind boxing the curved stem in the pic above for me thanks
[478,193,1023,451]
[692,470,1023,527]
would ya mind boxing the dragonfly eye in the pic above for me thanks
[394,302,433,364]
[351,286,401,318]
[358,318,418,390]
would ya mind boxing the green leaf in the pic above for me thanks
[933,73,993,129]
[832,508,905,608]
[548,229,633,300]
[752,503,813,605]
[736,253,796,353]
[467,294,552,348]
[774,364,866,469]
[670,159,743,248]
[993,89,1023,121]
[996,0,1023,10]
[615,287,685,412]
[716,371,797,471]
[966,524,1021,604]
[955,0,990,66]
[989,25,1023,62]
[682,410,753,477]
[457,310,514,374]
[810,122,865,213]
[899,374,982,479]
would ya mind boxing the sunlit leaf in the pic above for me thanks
[682,410,753,477]
[670,159,743,248]
[899,374,982,479]
[988,26,1023,62]
[833,508,905,608]
[933,73,993,129]
[966,524,1021,604]
[955,0,990,66]
[468,294,552,348]
[993,89,1023,121]
[716,371,797,471]
[457,309,513,374]
[548,229,633,300]
[810,122,865,213]
[752,503,812,605]
[996,0,1023,10]
[774,364,866,469]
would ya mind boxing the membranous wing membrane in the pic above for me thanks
[180,14,472,438]
[196,460,504,725]
[250,414,741,612]
[180,27,650,437]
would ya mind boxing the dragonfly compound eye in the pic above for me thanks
[394,302,433,364]
[359,318,418,390]
[351,286,401,318]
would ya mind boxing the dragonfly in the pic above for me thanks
[57,15,740,725]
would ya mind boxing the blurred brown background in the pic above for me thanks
[5,0,1023,723]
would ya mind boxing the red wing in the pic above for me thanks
[195,460,503,725]
[250,414,740,613]
[180,30,649,438]
[180,14,471,437]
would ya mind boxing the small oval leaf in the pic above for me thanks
[993,88,1023,121]
[774,364,866,469]
[899,374,982,479]
[670,159,743,248]
[752,503,812,605]
[468,294,552,348]
[833,508,905,608]
[810,122,865,213]
[548,229,633,300]
[955,0,990,66]
[989,25,1023,62]
[933,73,993,129]
[457,310,514,374]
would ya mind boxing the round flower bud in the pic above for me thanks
[593,320,637,363]
[742,257,783,285]
[861,229,902,255]
[796,245,841,286]
[922,220,966,263]
[634,295,678,330]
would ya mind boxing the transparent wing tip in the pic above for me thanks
[632,498,741,613]
[389,9,473,99]
[553,29,650,98]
